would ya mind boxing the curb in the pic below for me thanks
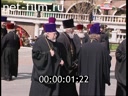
[20,47,32,49]
[110,50,116,52]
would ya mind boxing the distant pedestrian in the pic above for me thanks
[1,23,20,81]
[100,24,110,53]
[115,39,126,96]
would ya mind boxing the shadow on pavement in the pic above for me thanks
[15,73,32,80]
[110,75,116,79]
[110,70,115,72]
[110,70,116,79]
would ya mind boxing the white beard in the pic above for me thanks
[47,38,56,42]
[51,39,56,42]
[67,33,74,39]
[77,33,85,38]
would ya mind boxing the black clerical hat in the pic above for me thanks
[62,19,75,28]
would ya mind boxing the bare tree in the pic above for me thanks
[69,0,95,24]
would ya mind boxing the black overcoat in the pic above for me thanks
[57,32,78,96]
[1,27,7,39]
[29,35,62,96]
[1,31,20,79]
[115,39,126,96]
[78,40,111,96]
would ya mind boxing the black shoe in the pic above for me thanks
[1,77,6,80]
[5,78,12,81]
[5,77,12,81]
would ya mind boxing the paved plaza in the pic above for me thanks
[2,47,117,96]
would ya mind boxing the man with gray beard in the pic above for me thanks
[29,23,64,96]
[57,19,78,96]
[73,24,88,56]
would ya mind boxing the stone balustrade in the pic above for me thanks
[109,30,126,43]
[1,8,126,24]
[1,8,126,43]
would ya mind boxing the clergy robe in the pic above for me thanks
[100,31,110,54]
[73,33,88,56]
[1,27,7,39]
[115,39,126,96]
[57,32,78,96]
[78,40,111,96]
[29,35,61,96]
[1,31,20,79]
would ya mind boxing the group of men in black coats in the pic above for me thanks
[29,17,113,96]
[1,16,126,96]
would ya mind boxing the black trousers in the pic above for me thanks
[116,82,126,96]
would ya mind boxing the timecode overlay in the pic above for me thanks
[39,75,89,84]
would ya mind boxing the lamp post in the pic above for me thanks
[88,0,94,24]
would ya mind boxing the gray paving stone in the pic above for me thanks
[1,47,117,96]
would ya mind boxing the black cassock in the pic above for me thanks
[1,27,7,39]
[1,31,20,79]
[100,32,110,54]
[115,39,126,96]
[57,32,78,96]
[73,33,88,56]
[29,35,62,96]
[78,40,111,96]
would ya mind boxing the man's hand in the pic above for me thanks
[50,49,55,56]
[60,60,64,66]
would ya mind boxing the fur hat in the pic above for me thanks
[62,19,75,28]
[76,24,83,30]
[90,23,100,34]
[48,17,56,23]
[43,23,57,32]
[6,23,15,29]
[1,16,7,22]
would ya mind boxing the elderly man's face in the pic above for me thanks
[78,29,83,33]
[65,27,74,33]
[47,32,57,42]
[1,22,7,28]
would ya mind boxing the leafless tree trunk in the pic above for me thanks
[69,0,95,24]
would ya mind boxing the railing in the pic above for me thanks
[1,8,126,43]
[109,30,126,43]
[116,33,126,43]
[1,8,126,24]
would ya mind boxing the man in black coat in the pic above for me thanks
[29,23,64,96]
[78,23,111,96]
[1,23,20,81]
[57,19,78,96]
[115,39,126,96]
[73,24,88,56]
[1,16,7,39]
[100,24,110,54]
